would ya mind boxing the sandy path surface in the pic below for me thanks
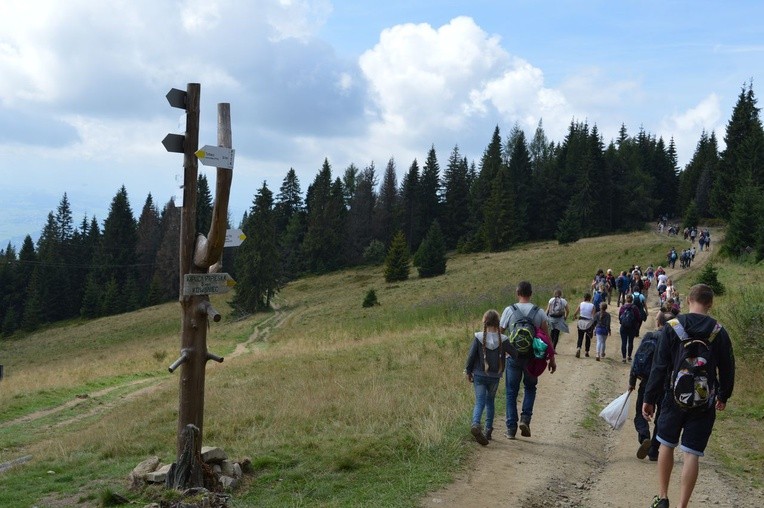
[422,247,764,508]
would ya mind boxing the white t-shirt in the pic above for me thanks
[578,301,595,320]
[658,273,668,286]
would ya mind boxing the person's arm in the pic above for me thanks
[572,304,581,319]
[715,329,736,406]
[465,339,478,381]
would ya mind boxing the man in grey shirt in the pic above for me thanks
[500,281,556,439]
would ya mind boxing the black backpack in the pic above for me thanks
[507,304,540,359]
[619,304,637,329]
[668,318,722,411]
[632,333,658,379]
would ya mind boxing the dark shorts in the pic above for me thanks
[656,393,716,456]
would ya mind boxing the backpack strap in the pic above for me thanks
[669,318,722,343]
[527,305,540,324]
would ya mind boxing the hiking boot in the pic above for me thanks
[595,356,600,361]
[637,438,651,459]
[649,495,669,508]
[485,428,493,441]
[505,427,517,440]
[627,356,632,362]
[519,417,531,437]
[471,424,489,446]
[575,348,581,358]
[622,358,627,363]
[648,454,658,462]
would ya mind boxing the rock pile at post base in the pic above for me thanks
[130,446,250,491]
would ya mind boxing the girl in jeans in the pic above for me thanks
[464,309,509,445]
[592,302,611,360]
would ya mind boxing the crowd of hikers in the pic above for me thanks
[463,229,735,508]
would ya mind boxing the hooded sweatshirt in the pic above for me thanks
[465,331,510,379]
[644,313,735,406]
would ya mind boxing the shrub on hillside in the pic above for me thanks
[362,289,379,308]
[384,232,410,282]
[695,263,725,295]
[363,240,386,265]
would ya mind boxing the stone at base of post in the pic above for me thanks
[166,424,203,490]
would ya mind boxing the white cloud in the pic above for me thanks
[357,16,577,155]
[181,0,222,32]
[659,94,724,166]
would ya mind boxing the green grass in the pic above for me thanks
[1,228,761,505]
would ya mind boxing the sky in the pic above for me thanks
[1,0,762,248]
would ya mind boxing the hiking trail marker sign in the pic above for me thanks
[195,145,235,170]
[183,273,236,296]
[224,229,246,247]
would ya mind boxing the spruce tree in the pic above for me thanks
[384,231,410,282]
[196,174,213,235]
[374,158,400,248]
[442,146,471,249]
[415,221,447,278]
[721,177,762,256]
[419,146,442,243]
[233,182,281,312]
[345,164,377,264]
[399,159,421,249]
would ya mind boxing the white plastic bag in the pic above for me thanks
[599,390,631,429]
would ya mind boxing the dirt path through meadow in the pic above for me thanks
[422,241,764,508]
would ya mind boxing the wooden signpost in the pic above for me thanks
[162,83,237,489]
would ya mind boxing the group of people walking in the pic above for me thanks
[463,235,736,507]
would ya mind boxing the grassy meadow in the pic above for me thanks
[0,228,761,506]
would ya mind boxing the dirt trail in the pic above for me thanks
[423,243,764,507]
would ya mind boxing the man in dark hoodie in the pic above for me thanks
[642,284,735,508]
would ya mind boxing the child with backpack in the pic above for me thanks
[618,294,641,363]
[642,284,736,508]
[464,309,510,445]
[591,302,611,361]
[628,311,672,461]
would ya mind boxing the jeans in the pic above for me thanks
[595,334,607,356]
[634,380,660,458]
[471,374,500,429]
[505,357,537,430]
[620,327,636,359]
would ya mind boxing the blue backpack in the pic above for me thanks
[632,333,658,379]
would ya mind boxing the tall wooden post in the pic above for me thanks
[163,82,234,489]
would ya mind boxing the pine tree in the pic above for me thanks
[345,164,377,264]
[303,159,342,273]
[233,182,281,311]
[682,202,700,229]
[374,158,400,248]
[506,129,532,242]
[442,145,471,249]
[196,174,213,235]
[274,168,304,235]
[415,221,447,278]
[721,177,762,256]
[399,159,421,249]
[384,231,410,282]
[136,193,162,295]
[419,146,441,243]
[151,198,181,302]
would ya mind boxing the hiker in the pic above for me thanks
[699,232,706,251]
[605,269,617,304]
[668,248,677,269]
[631,288,648,338]
[499,281,556,439]
[464,309,510,445]
[592,283,607,310]
[545,288,569,349]
[628,310,672,461]
[616,270,631,306]
[592,302,611,361]
[643,284,735,508]
[630,271,644,294]
[572,293,596,358]
[618,294,641,363]
[664,279,677,303]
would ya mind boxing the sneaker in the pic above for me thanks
[627,356,632,362]
[595,356,600,361]
[575,348,581,358]
[519,417,531,437]
[637,439,651,459]
[471,424,489,445]
[505,427,517,440]
[485,428,493,441]
[649,495,669,508]
[585,351,590,357]
[648,454,658,462]
[622,358,627,363]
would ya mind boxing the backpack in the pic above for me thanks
[549,297,565,318]
[619,304,637,329]
[671,251,677,261]
[632,293,647,321]
[632,334,657,379]
[592,291,604,309]
[507,304,540,359]
[669,318,722,411]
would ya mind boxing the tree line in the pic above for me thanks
[1,83,762,336]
